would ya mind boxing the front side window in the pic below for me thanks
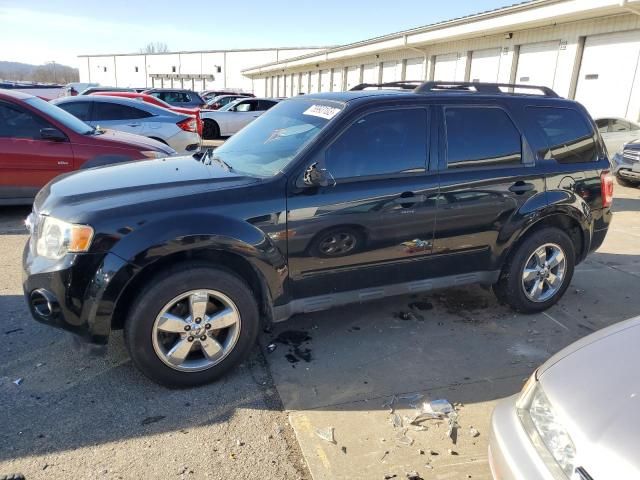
[0,101,52,139]
[528,107,597,163]
[92,103,151,121]
[445,107,522,168]
[325,108,428,179]
[235,101,257,112]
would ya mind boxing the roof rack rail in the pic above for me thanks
[413,81,559,97]
[350,81,423,91]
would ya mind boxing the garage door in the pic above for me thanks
[320,69,331,92]
[300,72,309,94]
[469,48,501,83]
[310,72,320,93]
[381,61,400,83]
[405,57,425,81]
[332,68,343,91]
[278,75,286,97]
[515,41,560,87]
[292,73,300,96]
[434,53,461,81]
[346,66,361,89]
[363,63,378,84]
[575,30,640,119]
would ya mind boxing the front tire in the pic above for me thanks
[493,227,575,313]
[124,263,259,388]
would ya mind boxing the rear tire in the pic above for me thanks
[493,227,575,313]
[124,263,259,388]
[203,120,220,140]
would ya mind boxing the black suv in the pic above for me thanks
[23,81,614,387]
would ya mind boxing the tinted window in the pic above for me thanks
[154,91,191,103]
[445,107,521,168]
[0,101,51,139]
[235,100,257,112]
[595,118,609,133]
[325,108,427,179]
[92,102,151,121]
[258,100,278,111]
[610,119,631,132]
[57,102,92,121]
[528,107,597,163]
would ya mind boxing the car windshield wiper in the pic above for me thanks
[203,149,234,172]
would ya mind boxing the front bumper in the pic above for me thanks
[22,242,133,344]
[611,152,640,181]
[489,394,556,480]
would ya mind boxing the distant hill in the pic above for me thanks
[0,61,79,84]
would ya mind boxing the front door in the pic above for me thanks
[0,100,74,201]
[286,106,439,298]
[433,104,545,275]
[227,99,262,134]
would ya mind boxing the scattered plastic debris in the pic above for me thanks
[382,395,397,413]
[395,311,424,322]
[398,392,424,404]
[391,413,403,428]
[36,362,45,368]
[13,378,23,386]
[395,428,414,446]
[447,411,459,443]
[315,426,336,444]
[469,426,480,438]
[266,343,277,353]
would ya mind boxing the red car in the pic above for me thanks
[92,91,203,137]
[0,89,174,205]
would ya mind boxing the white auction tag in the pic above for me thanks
[303,104,340,120]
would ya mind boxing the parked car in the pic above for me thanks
[143,88,205,109]
[201,90,254,102]
[200,97,280,139]
[62,82,98,97]
[595,117,640,155]
[91,91,203,137]
[0,89,173,205]
[611,139,640,187]
[23,81,612,387]
[203,94,252,110]
[52,95,201,154]
[489,315,640,479]
[79,87,136,96]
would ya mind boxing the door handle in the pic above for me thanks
[393,193,427,205]
[509,182,535,194]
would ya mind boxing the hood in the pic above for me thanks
[538,316,640,478]
[622,138,640,151]
[35,155,258,219]
[92,129,175,155]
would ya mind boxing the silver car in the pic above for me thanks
[489,316,640,479]
[52,96,201,154]
[200,97,280,139]
[595,117,640,156]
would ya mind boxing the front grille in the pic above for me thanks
[622,148,640,163]
[575,467,594,480]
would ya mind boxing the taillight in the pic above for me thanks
[177,117,197,133]
[601,170,614,208]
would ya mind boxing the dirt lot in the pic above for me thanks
[1,184,639,479]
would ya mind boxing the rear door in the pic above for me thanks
[433,103,545,275]
[0,100,74,201]
[88,102,152,135]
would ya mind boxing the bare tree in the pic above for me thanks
[140,42,169,54]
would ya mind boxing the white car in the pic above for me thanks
[201,97,280,139]
[595,117,640,156]
[52,96,201,154]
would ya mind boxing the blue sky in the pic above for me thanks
[1,0,514,67]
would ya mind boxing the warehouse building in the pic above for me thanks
[77,47,328,93]
[243,0,640,121]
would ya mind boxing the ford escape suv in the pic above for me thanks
[23,81,613,387]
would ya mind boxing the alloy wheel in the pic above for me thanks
[521,243,567,303]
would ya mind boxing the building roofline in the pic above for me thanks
[78,46,336,58]
[242,0,628,75]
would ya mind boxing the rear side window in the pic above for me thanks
[57,102,91,121]
[325,108,428,179]
[445,107,522,168]
[92,102,152,121]
[528,107,597,163]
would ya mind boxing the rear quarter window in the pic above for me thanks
[528,107,598,163]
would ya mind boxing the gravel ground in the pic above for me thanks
[0,207,309,480]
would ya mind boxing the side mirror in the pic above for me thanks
[303,162,335,187]
[40,128,67,142]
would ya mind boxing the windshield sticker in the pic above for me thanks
[303,105,340,120]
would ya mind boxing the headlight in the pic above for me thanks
[517,376,576,479]
[36,216,94,259]
[141,150,165,159]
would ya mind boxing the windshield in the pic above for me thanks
[26,97,93,134]
[212,99,343,177]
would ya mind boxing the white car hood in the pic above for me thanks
[538,316,640,479]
